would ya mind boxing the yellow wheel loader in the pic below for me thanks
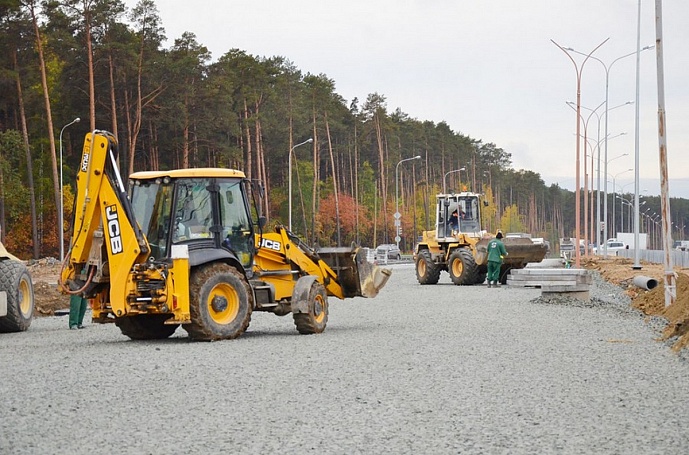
[0,231,34,333]
[414,193,547,286]
[60,131,391,341]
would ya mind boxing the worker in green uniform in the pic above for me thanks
[68,295,88,329]
[486,231,508,288]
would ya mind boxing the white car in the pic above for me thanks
[593,241,628,255]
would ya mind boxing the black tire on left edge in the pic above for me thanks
[0,260,34,333]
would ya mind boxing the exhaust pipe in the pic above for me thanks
[633,275,658,291]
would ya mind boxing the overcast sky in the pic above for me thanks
[125,0,689,198]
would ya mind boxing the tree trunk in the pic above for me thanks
[108,53,118,139]
[29,2,60,256]
[84,2,95,132]
[243,99,252,180]
[373,112,388,242]
[13,50,39,259]
[311,110,319,245]
[324,111,340,246]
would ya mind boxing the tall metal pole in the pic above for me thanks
[58,117,80,262]
[566,46,652,258]
[632,0,643,269]
[395,155,421,249]
[654,0,675,307]
[288,138,312,232]
[553,38,608,267]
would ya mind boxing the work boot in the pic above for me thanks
[487,281,492,288]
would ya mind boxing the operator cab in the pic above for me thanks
[436,193,482,238]
[129,169,256,271]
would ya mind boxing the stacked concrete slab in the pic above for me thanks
[507,268,592,300]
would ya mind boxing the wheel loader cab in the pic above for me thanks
[436,193,481,237]
[129,169,256,271]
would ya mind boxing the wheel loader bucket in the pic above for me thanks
[474,237,547,267]
[318,247,392,298]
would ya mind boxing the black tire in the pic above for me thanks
[115,314,179,340]
[448,248,479,286]
[293,281,328,334]
[184,263,252,341]
[0,259,34,333]
[416,249,440,285]
[395,254,401,261]
[499,266,513,285]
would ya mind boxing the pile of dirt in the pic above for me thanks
[27,259,69,316]
[582,256,689,352]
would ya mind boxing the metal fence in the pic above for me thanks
[616,249,689,268]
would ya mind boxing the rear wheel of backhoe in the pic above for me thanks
[0,260,34,333]
[293,280,328,334]
[116,314,179,340]
[184,263,252,341]
[416,249,440,285]
[448,248,479,286]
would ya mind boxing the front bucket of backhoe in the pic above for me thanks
[474,237,548,267]
[318,247,392,298]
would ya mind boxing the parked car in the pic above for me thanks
[375,244,401,261]
[593,240,628,255]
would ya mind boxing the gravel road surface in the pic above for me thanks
[1,264,688,454]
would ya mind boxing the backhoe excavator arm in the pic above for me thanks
[60,131,150,317]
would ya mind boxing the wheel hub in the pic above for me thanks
[211,295,228,313]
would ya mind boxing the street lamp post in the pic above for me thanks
[59,117,80,261]
[610,169,633,244]
[443,167,466,194]
[573,100,632,252]
[552,37,608,268]
[288,138,313,232]
[565,44,653,263]
[395,155,421,249]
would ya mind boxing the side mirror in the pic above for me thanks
[483,200,489,207]
[258,216,266,229]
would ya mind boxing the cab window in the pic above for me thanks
[218,181,253,268]
[172,179,213,242]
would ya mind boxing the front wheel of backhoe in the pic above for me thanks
[293,280,328,334]
[116,314,179,340]
[448,248,479,285]
[184,263,252,341]
[416,250,440,285]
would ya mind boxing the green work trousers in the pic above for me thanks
[68,295,88,328]
[487,260,502,284]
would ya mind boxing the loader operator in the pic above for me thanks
[486,231,508,287]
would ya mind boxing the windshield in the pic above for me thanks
[131,181,174,260]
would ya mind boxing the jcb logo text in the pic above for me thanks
[105,205,123,255]
[80,153,90,172]
[260,239,281,251]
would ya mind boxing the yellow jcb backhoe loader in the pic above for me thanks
[59,131,391,341]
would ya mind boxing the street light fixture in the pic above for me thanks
[287,138,313,232]
[443,167,466,194]
[563,45,653,264]
[395,155,421,249]
[59,117,80,261]
[610,168,633,248]
[552,37,609,267]
[568,100,631,253]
